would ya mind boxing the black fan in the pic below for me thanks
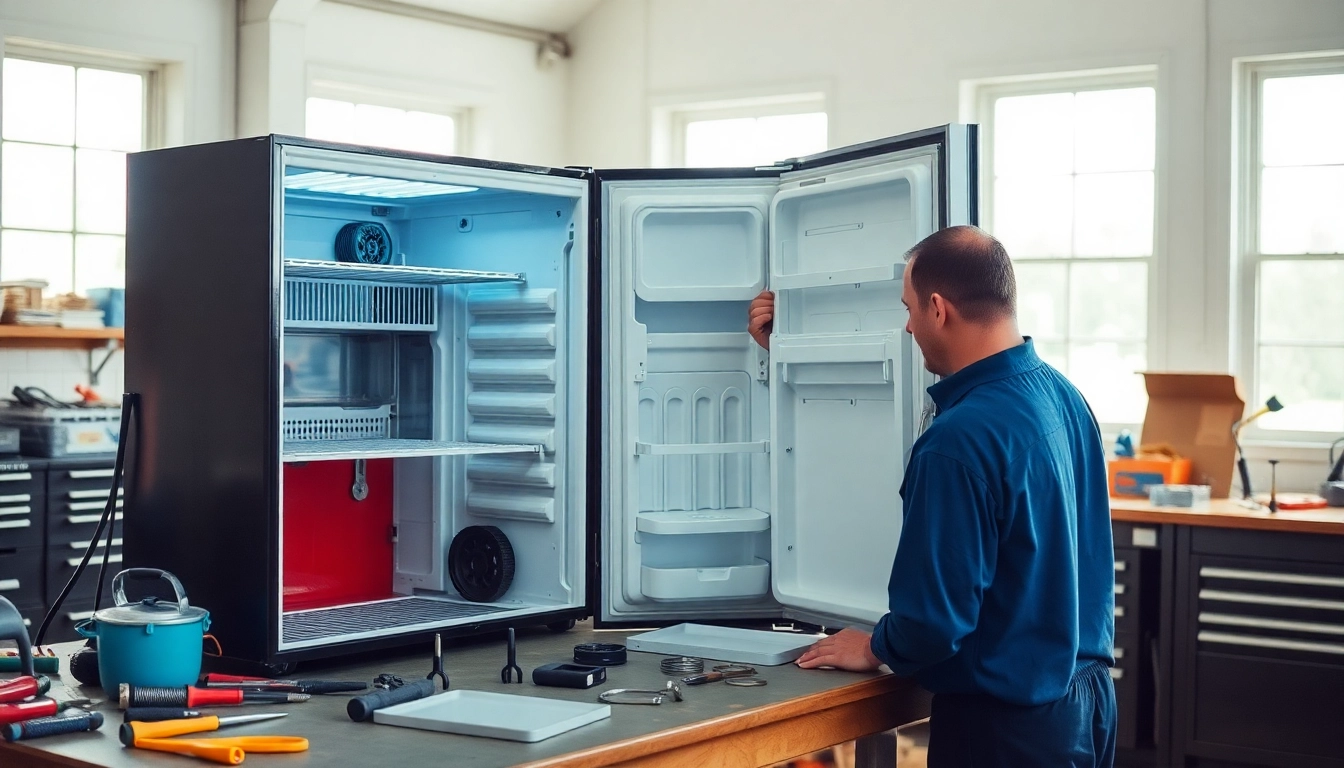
[335,221,392,265]
[447,526,516,603]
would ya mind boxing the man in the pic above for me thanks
[749,225,1116,767]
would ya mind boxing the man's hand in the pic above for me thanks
[795,628,883,672]
[748,290,774,350]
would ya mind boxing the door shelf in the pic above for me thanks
[282,259,524,286]
[636,508,770,535]
[770,263,899,291]
[281,438,543,463]
[641,559,770,601]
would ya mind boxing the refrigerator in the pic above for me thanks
[123,125,977,668]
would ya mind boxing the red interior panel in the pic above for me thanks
[282,459,396,611]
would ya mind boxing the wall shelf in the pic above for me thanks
[0,326,123,350]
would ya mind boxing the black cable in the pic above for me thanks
[1328,436,1344,483]
[34,392,137,646]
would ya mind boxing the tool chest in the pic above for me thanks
[123,126,976,665]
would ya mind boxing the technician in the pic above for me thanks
[749,225,1117,767]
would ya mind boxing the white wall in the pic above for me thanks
[565,0,1344,493]
[0,0,235,400]
[304,2,571,165]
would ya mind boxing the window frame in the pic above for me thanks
[971,67,1162,430]
[0,44,163,295]
[652,91,828,168]
[1235,54,1344,441]
[306,76,471,157]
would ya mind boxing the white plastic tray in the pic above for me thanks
[373,690,610,742]
[625,622,822,666]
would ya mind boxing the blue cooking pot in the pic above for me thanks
[75,569,210,693]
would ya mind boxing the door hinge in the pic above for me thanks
[389,525,398,544]
[755,348,769,382]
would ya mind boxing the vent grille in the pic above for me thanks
[282,406,391,442]
[282,597,502,644]
[284,278,437,331]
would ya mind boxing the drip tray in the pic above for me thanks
[282,597,501,644]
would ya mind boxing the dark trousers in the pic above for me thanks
[927,661,1117,768]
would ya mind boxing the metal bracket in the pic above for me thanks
[88,340,120,386]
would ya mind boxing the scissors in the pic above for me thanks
[120,712,308,765]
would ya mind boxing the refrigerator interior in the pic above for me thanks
[602,147,938,627]
[277,147,588,651]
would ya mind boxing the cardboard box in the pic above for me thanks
[1111,373,1246,499]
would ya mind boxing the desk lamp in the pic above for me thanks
[1233,395,1283,500]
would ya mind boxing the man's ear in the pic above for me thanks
[929,293,950,327]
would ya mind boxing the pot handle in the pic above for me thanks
[74,619,98,639]
[113,569,191,613]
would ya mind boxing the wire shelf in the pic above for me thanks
[281,438,543,462]
[283,259,524,286]
[282,597,502,644]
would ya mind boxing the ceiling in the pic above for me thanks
[389,0,605,32]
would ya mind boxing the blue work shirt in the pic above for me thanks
[869,339,1114,706]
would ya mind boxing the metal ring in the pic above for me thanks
[725,677,768,687]
[599,682,684,704]
[659,656,704,674]
[711,664,756,676]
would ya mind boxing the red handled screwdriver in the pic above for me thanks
[0,698,97,725]
[119,684,309,709]
[0,676,51,704]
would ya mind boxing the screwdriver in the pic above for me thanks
[119,684,310,709]
[3,711,104,741]
[125,708,212,723]
[0,676,51,703]
[119,712,289,745]
[200,673,368,694]
[0,698,97,725]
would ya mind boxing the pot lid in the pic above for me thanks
[93,597,209,626]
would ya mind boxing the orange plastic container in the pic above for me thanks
[1109,457,1191,498]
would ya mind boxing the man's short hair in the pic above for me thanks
[905,225,1016,323]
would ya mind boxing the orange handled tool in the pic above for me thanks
[119,713,305,765]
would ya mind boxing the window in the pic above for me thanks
[659,94,827,167]
[0,55,150,295]
[978,75,1157,424]
[1241,59,1344,434]
[305,97,458,156]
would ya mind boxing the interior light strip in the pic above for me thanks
[284,171,478,198]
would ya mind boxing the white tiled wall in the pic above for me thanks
[0,349,126,402]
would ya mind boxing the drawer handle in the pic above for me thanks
[1114,583,1126,595]
[1114,606,1126,618]
[66,610,95,621]
[1114,560,1127,572]
[69,469,115,479]
[1199,612,1344,637]
[68,488,123,500]
[1109,668,1123,680]
[0,579,19,591]
[1198,630,1344,656]
[68,513,123,525]
[1200,589,1344,612]
[1114,647,1125,659]
[0,494,31,504]
[69,500,124,512]
[0,520,32,530]
[0,473,33,482]
[1200,567,1344,589]
[0,505,32,517]
[71,538,123,549]
[67,553,121,567]
[23,618,31,627]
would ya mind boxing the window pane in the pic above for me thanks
[1074,171,1153,256]
[352,103,408,149]
[403,111,456,155]
[305,97,355,144]
[1070,261,1147,339]
[1074,87,1155,173]
[1259,166,1344,254]
[1261,74,1344,167]
[75,68,143,151]
[993,174,1073,257]
[1035,340,1068,374]
[993,92,1074,176]
[74,233,125,293]
[685,117,761,167]
[1257,346,1344,433]
[75,149,127,234]
[0,229,74,295]
[754,112,828,161]
[2,58,75,145]
[1013,262,1068,340]
[1069,341,1147,424]
[1,142,74,231]
[1259,260,1344,343]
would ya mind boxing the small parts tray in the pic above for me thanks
[373,690,609,742]
[626,623,821,667]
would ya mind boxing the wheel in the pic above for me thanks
[547,619,576,633]
[447,526,516,603]
[335,222,392,265]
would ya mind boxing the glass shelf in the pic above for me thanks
[282,438,542,463]
[283,259,524,286]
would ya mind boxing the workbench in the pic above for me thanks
[0,622,930,768]
[1108,499,1344,768]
